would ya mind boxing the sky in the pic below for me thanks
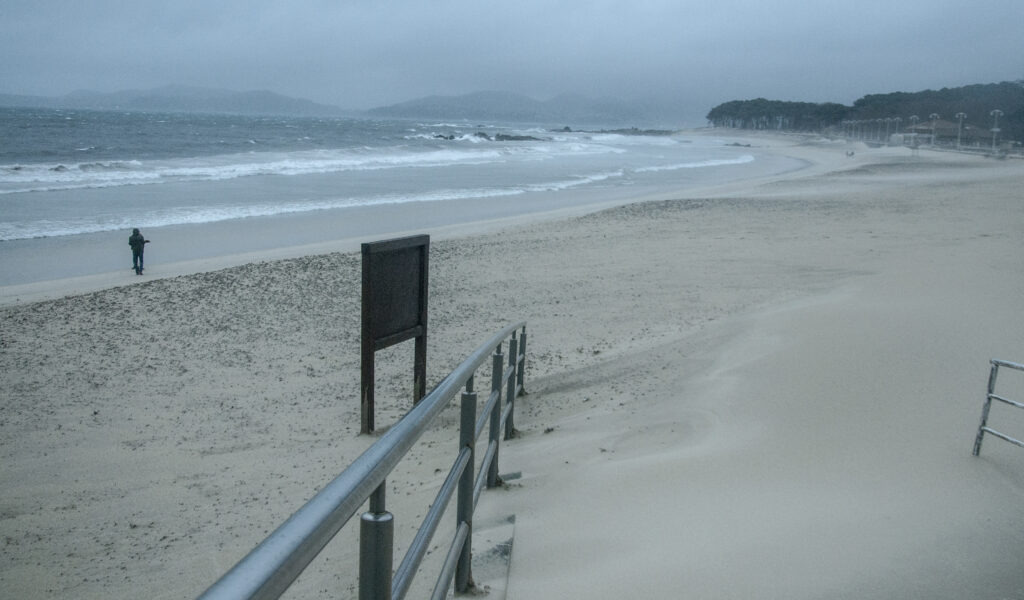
[1,0,1021,122]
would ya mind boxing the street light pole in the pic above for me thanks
[955,112,966,150]
[929,113,940,147]
[990,109,1004,153]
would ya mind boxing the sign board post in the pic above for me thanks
[361,235,429,434]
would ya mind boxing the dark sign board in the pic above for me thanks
[361,235,429,433]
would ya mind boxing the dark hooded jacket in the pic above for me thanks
[129,229,148,254]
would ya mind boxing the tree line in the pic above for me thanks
[705,81,1023,143]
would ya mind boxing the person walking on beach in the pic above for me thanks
[129,228,150,275]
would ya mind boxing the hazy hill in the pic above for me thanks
[706,81,1023,142]
[366,91,651,126]
[0,86,682,125]
[0,85,348,117]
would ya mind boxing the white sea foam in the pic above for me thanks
[0,138,625,195]
[0,148,507,194]
[525,170,625,192]
[0,119,767,243]
[588,133,680,146]
[0,185,521,240]
[0,168,635,240]
[632,154,754,173]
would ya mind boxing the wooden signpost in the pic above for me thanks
[360,235,429,434]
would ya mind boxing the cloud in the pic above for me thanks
[1,0,1021,114]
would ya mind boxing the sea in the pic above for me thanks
[0,107,803,286]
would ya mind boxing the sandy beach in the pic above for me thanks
[2,133,1023,599]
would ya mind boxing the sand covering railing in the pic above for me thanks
[196,323,527,600]
[973,359,1024,456]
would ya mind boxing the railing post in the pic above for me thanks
[505,332,518,440]
[456,376,477,592]
[488,344,504,488]
[359,483,393,600]
[196,321,528,600]
[973,361,1001,456]
[517,326,527,395]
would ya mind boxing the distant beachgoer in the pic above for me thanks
[129,228,150,275]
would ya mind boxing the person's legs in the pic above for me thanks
[133,251,141,274]
[138,251,144,273]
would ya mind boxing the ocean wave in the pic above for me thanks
[525,170,625,192]
[402,132,491,144]
[421,122,473,128]
[0,127,768,241]
[0,160,161,194]
[0,186,518,241]
[587,133,680,146]
[79,160,145,171]
[0,168,636,240]
[0,138,629,195]
[0,147,508,194]
[632,154,755,173]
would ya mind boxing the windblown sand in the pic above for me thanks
[2,135,1023,599]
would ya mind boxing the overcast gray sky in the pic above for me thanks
[2,0,1021,119]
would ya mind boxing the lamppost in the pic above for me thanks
[929,113,940,147]
[990,109,1003,153]
[955,112,967,150]
[909,115,919,148]
[884,117,892,144]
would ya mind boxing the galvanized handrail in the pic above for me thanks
[197,322,527,600]
[973,358,1024,456]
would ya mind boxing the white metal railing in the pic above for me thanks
[973,359,1024,456]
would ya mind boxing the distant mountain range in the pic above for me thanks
[0,85,677,126]
[366,91,651,126]
[0,85,350,117]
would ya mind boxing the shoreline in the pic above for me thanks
[0,129,818,305]
[3,133,1023,599]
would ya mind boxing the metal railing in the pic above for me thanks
[973,358,1024,456]
[196,322,527,600]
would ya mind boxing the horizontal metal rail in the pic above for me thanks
[992,359,1024,371]
[431,522,470,600]
[476,388,501,440]
[391,448,471,599]
[474,441,498,508]
[973,358,1024,456]
[197,322,527,600]
[472,360,522,441]
[990,394,1024,410]
[978,427,1024,449]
